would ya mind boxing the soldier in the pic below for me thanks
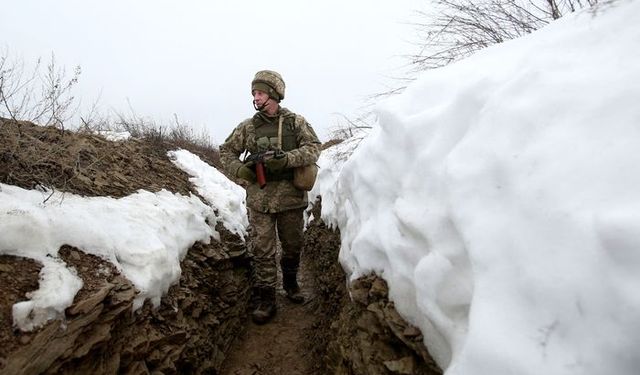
[220,70,321,324]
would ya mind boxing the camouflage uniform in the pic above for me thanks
[220,107,321,289]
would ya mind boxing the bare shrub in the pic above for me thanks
[324,111,375,160]
[330,0,601,161]
[1,49,218,166]
[103,104,220,166]
[408,0,599,72]
[329,112,373,141]
[168,116,220,166]
[0,49,80,130]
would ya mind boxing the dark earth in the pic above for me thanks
[219,261,319,375]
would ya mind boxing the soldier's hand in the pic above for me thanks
[265,153,288,173]
[236,162,256,183]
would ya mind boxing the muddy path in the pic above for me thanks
[219,261,321,375]
[220,202,345,375]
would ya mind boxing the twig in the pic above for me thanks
[42,186,56,204]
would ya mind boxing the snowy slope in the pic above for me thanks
[0,151,247,331]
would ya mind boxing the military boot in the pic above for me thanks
[251,287,277,324]
[281,257,304,304]
[282,271,304,303]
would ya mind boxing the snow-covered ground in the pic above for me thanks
[315,1,640,374]
[0,151,247,331]
[167,149,248,238]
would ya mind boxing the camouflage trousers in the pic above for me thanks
[248,207,304,289]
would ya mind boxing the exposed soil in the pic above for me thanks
[301,201,442,375]
[219,198,349,375]
[0,118,219,198]
[0,255,42,366]
[301,201,348,374]
[219,261,321,375]
[0,119,204,361]
[0,118,245,373]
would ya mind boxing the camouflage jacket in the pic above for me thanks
[220,107,321,213]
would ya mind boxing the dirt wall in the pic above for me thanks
[304,200,443,375]
[0,119,251,374]
[1,225,250,375]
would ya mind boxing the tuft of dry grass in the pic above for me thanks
[0,117,214,198]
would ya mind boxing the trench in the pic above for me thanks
[0,117,444,374]
[219,202,443,375]
[219,203,343,375]
[0,210,442,375]
[219,261,322,375]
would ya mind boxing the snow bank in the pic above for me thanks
[0,184,216,331]
[168,149,248,238]
[306,139,356,225]
[321,1,640,374]
[0,149,248,331]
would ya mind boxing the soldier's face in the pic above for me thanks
[253,89,278,113]
[253,90,270,106]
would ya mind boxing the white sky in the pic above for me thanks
[0,0,424,142]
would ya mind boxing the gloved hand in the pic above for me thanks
[236,162,256,183]
[265,153,288,173]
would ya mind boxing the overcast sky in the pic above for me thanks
[1,0,424,142]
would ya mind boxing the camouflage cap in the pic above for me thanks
[252,70,285,101]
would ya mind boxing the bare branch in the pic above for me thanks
[405,0,597,73]
[0,50,81,129]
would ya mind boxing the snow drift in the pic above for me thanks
[319,1,640,374]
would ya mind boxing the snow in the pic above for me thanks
[306,138,355,226]
[0,150,248,331]
[97,130,131,141]
[11,256,83,332]
[168,149,248,238]
[316,1,640,374]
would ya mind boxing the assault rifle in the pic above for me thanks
[244,150,286,189]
